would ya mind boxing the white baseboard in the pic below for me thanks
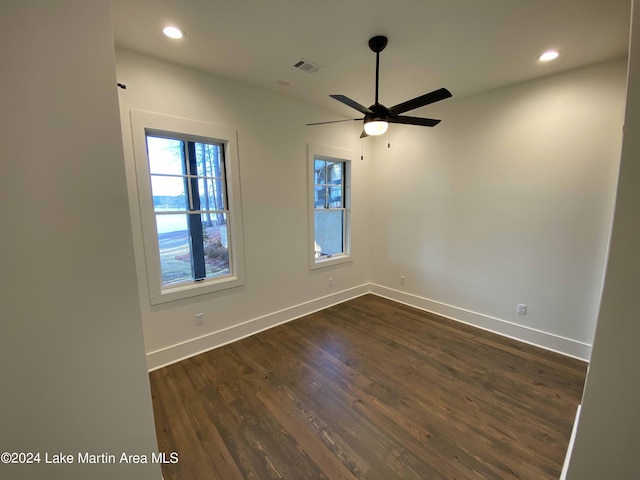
[146,284,370,371]
[147,282,591,371]
[369,284,591,362]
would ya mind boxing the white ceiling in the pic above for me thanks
[112,0,631,119]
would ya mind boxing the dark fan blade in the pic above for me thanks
[306,118,361,126]
[388,116,441,127]
[360,129,369,138]
[389,87,452,115]
[330,95,373,115]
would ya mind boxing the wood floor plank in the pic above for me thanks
[149,294,586,479]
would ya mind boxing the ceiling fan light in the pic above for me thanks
[364,120,389,136]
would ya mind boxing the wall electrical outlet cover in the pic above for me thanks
[195,313,204,325]
[517,304,527,315]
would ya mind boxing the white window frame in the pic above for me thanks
[131,110,246,304]
[307,143,353,270]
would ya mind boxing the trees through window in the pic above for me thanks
[146,134,230,286]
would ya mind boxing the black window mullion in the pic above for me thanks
[186,141,206,280]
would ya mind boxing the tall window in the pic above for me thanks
[146,134,229,286]
[314,159,345,257]
[131,111,245,304]
[308,144,352,269]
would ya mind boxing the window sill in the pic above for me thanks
[310,254,352,271]
[149,275,244,305]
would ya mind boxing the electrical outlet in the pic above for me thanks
[400,276,406,285]
[195,313,204,325]
[328,278,333,287]
[517,304,527,315]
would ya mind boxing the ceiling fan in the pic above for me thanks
[307,35,452,138]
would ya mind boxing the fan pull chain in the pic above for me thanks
[361,138,364,160]
[388,127,391,148]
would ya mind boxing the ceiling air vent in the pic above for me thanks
[293,58,322,74]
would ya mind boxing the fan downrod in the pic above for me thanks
[368,35,388,53]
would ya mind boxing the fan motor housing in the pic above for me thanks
[367,103,392,122]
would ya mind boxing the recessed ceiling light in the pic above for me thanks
[539,50,560,62]
[162,25,184,39]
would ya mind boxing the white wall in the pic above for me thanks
[118,47,626,366]
[369,59,627,359]
[0,2,161,480]
[116,49,371,369]
[565,2,640,477]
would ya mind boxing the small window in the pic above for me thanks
[308,144,352,269]
[131,111,245,304]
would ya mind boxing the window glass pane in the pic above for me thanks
[326,161,343,184]
[151,176,188,211]
[200,209,226,228]
[155,214,192,285]
[314,159,327,184]
[214,178,225,208]
[314,185,326,208]
[198,178,225,211]
[327,186,342,208]
[194,142,223,178]
[314,210,344,256]
[146,136,185,175]
[203,213,230,278]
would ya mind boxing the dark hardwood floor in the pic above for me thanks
[150,294,587,479]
